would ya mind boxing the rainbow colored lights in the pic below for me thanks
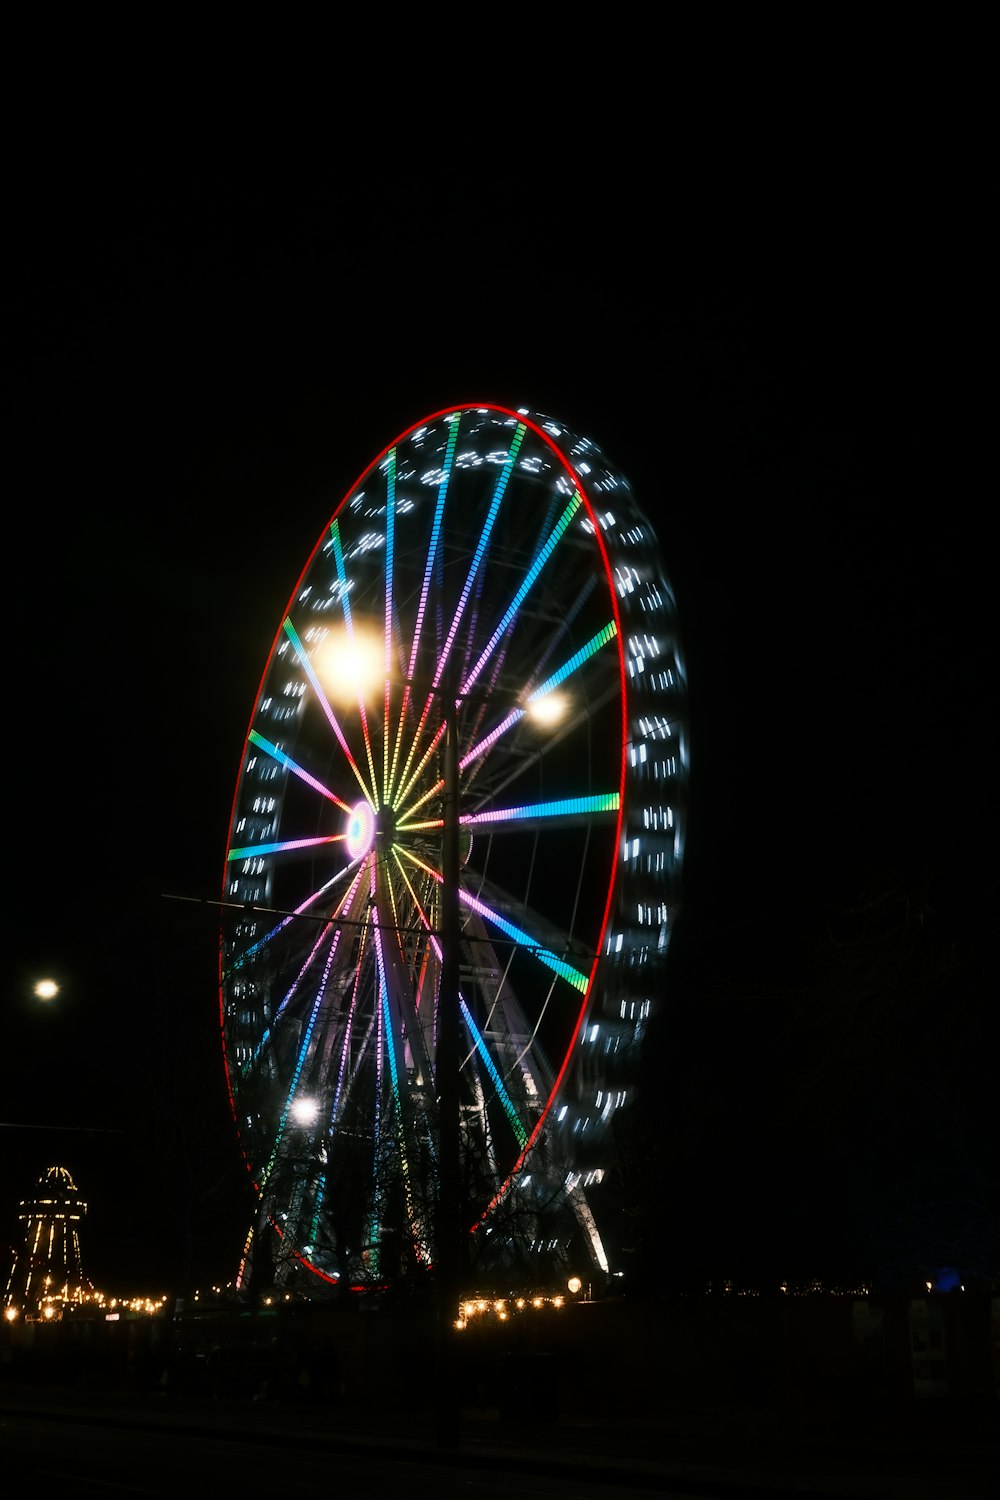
[221,403,687,1294]
[459,792,620,828]
[346,801,375,860]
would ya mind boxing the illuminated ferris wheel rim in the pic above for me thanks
[220,401,687,1288]
[249,401,629,744]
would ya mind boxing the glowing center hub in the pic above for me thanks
[345,802,375,860]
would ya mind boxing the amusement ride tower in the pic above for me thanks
[3,1165,93,1315]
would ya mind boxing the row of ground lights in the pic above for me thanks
[455,1279,586,1330]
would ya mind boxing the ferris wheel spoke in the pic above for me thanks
[366,980,433,1273]
[392,420,526,805]
[243,928,343,1077]
[393,721,446,816]
[269,928,362,1170]
[322,867,380,1103]
[457,620,619,774]
[327,519,383,795]
[427,422,526,705]
[394,789,620,840]
[521,569,600,685]
[467,882,593,997]
[282,614,377,807]
[460,791,620,836]
[458,1000,530,1150]
[227,831,348,861]
[224,862,364,978]
[244,730,355,813]
[460,491,583,699]
[389,847,438,939]
[396,844,590,996]
[388,415,459,804]
[259,1000,329,1191]
[329,971,379,1132]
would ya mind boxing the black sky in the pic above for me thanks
[2,96,991,1294]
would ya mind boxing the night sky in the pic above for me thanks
[2,102,991,1297]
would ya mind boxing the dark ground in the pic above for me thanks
[2,1294,999,1498]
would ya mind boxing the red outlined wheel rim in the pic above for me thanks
[220,404,687,1290]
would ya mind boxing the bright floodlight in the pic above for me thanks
[527,690,567,726]
[315,626,382,704]
[34,979,58,1001]
[291,1098,320,1126]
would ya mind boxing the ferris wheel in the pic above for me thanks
[220,403,687,1293]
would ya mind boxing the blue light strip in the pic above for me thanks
[407,417,456,679]
[461,887,590,992]
[431,423,526,695]
[243,866,366,1076]
[460,792,620,827]
[225,862,361,974]
[459,1000,528,1148]
[461,493,582,696]
[459,621,617,772]
[529,620,618,697]
[227,832,345,860]
[388,848,528,1150]
[247,729,353,812]
[259,932,339,1190]
[373,917,403,1114]
[244,928,329,1076]
[396,846,589,994]
[390,416,459,803]
[330,899,371,1127]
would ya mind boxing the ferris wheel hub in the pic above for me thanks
[345,801,376,860]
